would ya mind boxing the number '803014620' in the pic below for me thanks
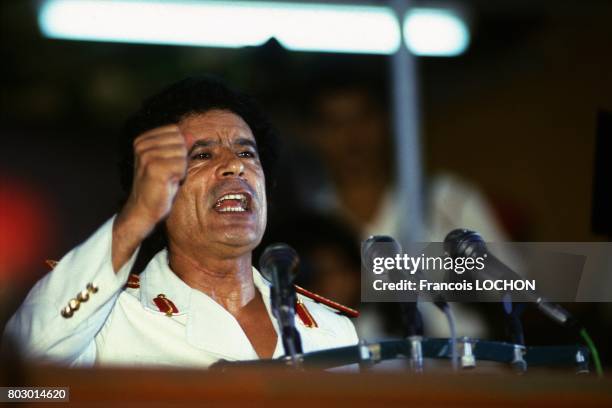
[4,387,68,401]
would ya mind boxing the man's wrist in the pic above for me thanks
[112,204,157,272]
[114,202,158,241]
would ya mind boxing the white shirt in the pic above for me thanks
[3,217,359,367]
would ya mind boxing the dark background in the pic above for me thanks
[1,0,611,367]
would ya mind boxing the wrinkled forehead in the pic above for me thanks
[179,109,255,146]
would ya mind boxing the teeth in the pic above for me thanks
[214,193,249,211]
[218,193,246,202]
[218,207,246,212]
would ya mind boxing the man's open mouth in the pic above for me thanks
[213,192,251,213]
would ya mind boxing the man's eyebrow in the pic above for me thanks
[187,138,258,155]
[188,139,215,155]
[235,138,258,150]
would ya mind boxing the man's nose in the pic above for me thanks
[217,152,245,178]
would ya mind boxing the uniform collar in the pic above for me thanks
[139,249,275,314]
[139,249,192,315]
[138,250,288,359]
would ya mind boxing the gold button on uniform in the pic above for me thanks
[77,290,90,302]
[60,282,100,318]
[68,298,80,311]
[61,306,74,318]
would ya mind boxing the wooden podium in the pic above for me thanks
[9,364,612,407]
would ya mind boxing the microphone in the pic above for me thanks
[361,235,402,276]
[362,236,461,370]
[259,243,300,295]
[362,236,450,309]
[444,229,577,329]
[259,243,303,359]
[362,235,423,336]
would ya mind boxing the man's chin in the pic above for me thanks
[216,230,262,250]
[201,217,265,253]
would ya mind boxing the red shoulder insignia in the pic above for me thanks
[45,259,59,270]
[294,285,360,318]
[125,274,140,289]
[295,298,318,328]
[153,293,179,316]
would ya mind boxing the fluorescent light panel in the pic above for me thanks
[404,8,469,56]
[38,0,469,56]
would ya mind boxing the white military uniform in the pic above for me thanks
[3,217,359,367]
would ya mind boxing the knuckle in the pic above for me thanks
[162,124,180,132]
[133,140,144,153]
[138,150,152,164]
[133,132,149,145]
[134,139,151,155]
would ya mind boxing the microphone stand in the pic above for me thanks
[502,296,527,373]
[260,243,304,368]
[503,298,526,345]
[270,275,303,367]
[390,269,424,372]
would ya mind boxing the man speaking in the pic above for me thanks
[3,76,358,367]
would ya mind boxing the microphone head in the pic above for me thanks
[361,235,402,266]
[443,229,486,258]
[258,243,300,284]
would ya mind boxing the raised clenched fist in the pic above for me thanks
[128,124,188,225]
[112,124,187,272]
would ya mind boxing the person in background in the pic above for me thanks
[302,76,515,340]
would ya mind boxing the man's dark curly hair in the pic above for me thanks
[119,75,279,198]
[117,76,279,272]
